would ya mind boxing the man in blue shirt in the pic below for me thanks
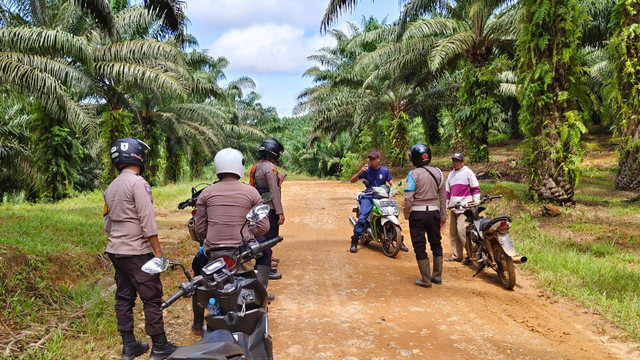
[349,151,396,253]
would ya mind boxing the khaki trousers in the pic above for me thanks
[449,211,471,260]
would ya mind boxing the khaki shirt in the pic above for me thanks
[195,178,270,251]
[104,168,158,255]
[252,160,284,215]
[403,166,447,220]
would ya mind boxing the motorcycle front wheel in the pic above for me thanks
[381,222,402,258]
[494,244,516,290]
[468,237,483,270]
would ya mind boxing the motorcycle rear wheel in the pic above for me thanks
[381,222,402,258]
[494,244,516,290]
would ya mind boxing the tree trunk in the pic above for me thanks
[517,0,587,203]
[611,0,640,191]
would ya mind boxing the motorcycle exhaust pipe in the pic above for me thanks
[513,256,528,264]
[349,216,356,228]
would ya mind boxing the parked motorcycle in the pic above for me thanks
[142,204,283,359]
[178,183,210,245]
[348,180,404,258]
[448,194,527,290]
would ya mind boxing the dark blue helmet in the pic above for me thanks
[410,144,431,167]
[110,138,150,173]
[259,139,284,161]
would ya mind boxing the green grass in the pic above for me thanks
[513,213,640,342]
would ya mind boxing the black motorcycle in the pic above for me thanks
[448,194,527,290]
[142,204,282,359]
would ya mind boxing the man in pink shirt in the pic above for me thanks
[445,153,481,264]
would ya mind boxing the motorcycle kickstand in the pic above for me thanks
[472,265,485,277]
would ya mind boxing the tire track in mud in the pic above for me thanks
[149,181,638,360]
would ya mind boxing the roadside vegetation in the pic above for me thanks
[2,0,640,357]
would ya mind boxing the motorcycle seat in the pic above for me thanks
[168,329,244,359]
[479,216,511,232]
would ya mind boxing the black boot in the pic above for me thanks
[269,267,282,280]
[415,258,432,288]
[120,331,149,360]
[350,235,358,253]
[191,296,204,336]
[400,243,409,252]
[431,255,443,284]
[150,333,179,360]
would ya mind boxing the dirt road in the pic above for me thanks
[158,181,639,360]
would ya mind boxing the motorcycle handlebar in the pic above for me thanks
[259,236,284,252]
[177,198,196,210]
[162,288,186,309]
[447,195,503,210]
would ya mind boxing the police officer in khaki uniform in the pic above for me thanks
[403,144,447,288]
[104,138,178,360]
[249,139,285,282]
[191,148,271,331]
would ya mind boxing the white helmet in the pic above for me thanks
[214,148,245,178]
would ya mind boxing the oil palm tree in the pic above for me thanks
[517,0,588,203]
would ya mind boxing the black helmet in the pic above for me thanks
[258,139,284,161]
[410,144,432,167]
[110,138,151,173]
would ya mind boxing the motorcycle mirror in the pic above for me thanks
[362,179,370,187]
[261,192,273,203]
[141,257,170,274]
[246,204,271,222]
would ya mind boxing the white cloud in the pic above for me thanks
[185,0,327,30]
[208,23,335,74]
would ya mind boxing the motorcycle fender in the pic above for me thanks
[381,215,400,227]
[497,233,517,257]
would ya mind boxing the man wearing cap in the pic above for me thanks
[445,153,481,264]
[348,151,396,253]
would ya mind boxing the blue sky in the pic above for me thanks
[182,0,401,117]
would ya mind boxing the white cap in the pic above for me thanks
[214,148,245,178]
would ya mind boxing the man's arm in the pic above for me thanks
[132,181,161,252]
[402,171,415,220]
[350,163,368,183]
[194,193,208,241]
[469,170,481,202]
[264,164,285,224]
[148,235,162,257]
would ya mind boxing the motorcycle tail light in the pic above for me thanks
[222,256,236,268]
[191,209,197,215]
[499,221,509,231]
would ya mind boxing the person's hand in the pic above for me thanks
[360,163,369,173]
[278,213,285,225]
[440,220,446,231]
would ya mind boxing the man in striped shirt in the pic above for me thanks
[445,153,481,264]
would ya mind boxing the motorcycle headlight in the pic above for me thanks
[381,205,399,216]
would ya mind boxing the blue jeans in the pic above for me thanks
[354,194,374,237]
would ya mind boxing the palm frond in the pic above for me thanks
[94,61,189,99]
[73,0,116,39]
[0,58,96,130]
[321,0,360,32]
[94,39,184,65]
[0,27,92,65]
[430,30,475,70]
[114,5,160,38]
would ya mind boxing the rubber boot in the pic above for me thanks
[149,333,179,360]
[121,331,149,360]
[431,256,443,284]
[414,258,432,288]
[269,268,282,280]
[191,295,204,336]
[256,265,276,302]
[350,235,358,253]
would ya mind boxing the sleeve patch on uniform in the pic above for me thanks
[144,185,152,195]
[103,203,108,216]
[404,170,416,192]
